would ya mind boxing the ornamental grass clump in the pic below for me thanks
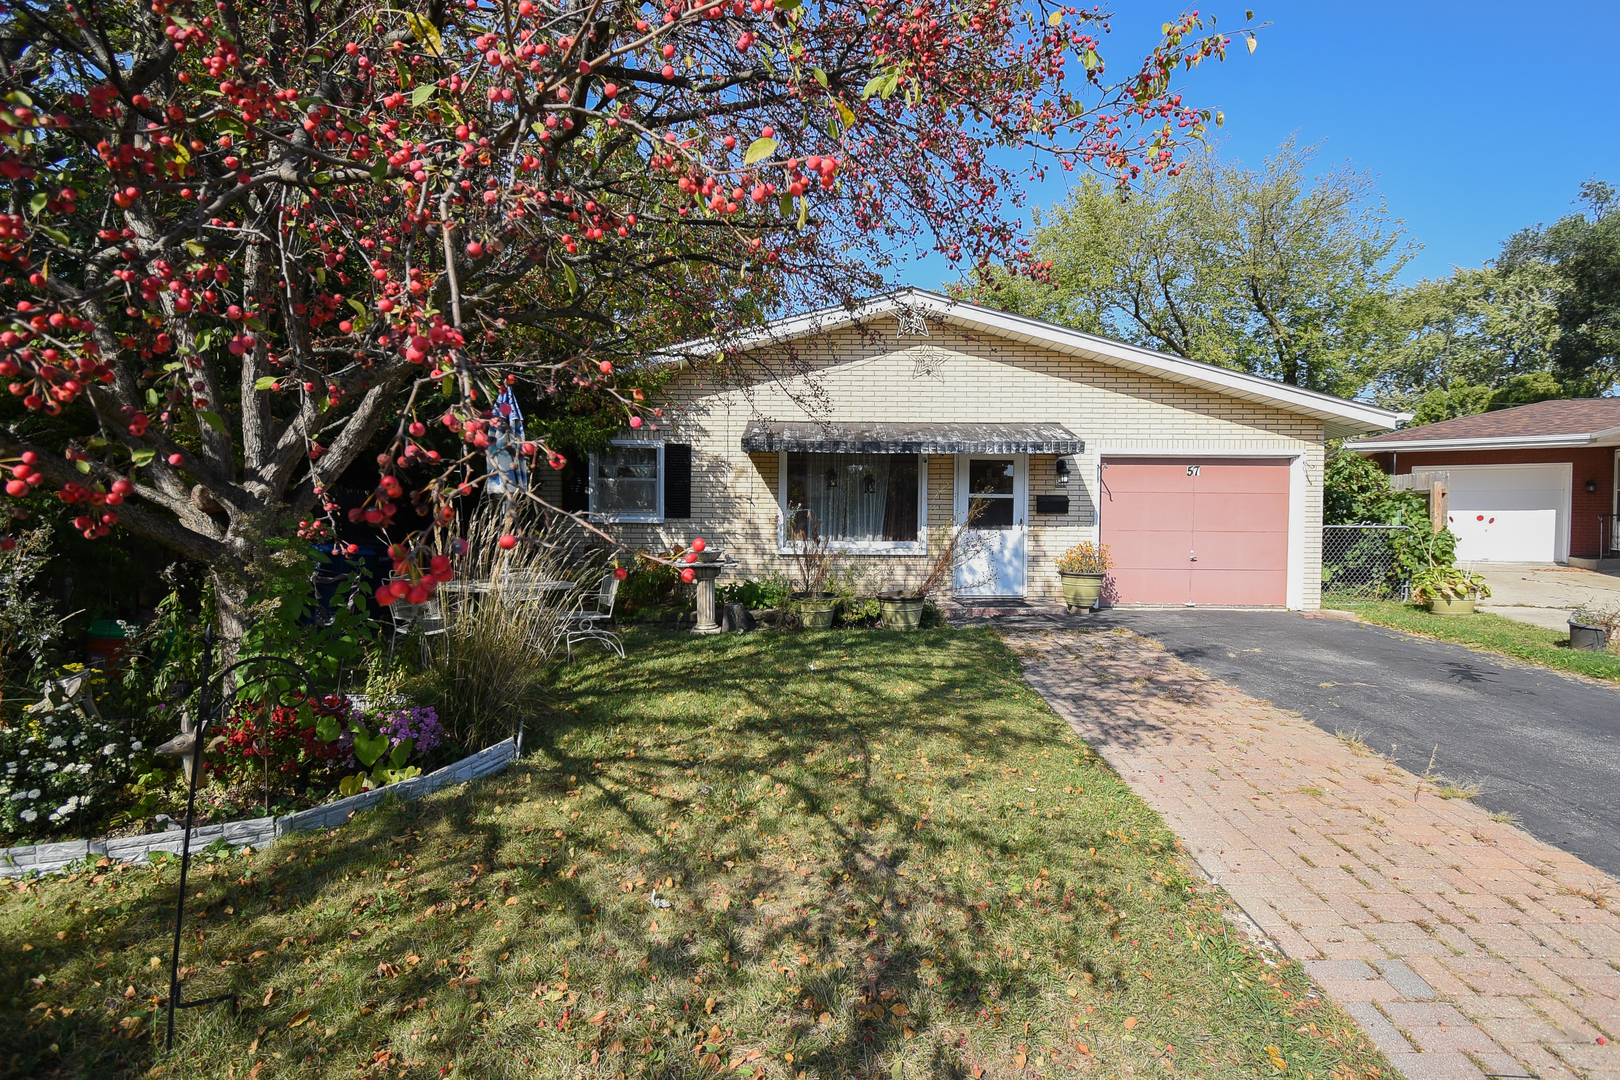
[427,505,599,751]
[1056,541,1112,574]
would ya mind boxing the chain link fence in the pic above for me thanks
[1322,524,1413,603]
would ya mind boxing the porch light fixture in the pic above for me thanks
[1055,458,1071,486]
[862,475,876,494]
[825,469,838,489]
[1587,479,1598,493]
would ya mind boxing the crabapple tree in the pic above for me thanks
[0,0,1247,623]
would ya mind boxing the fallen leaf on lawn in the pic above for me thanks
[607,1039,625,1054]
[287,1009,311,1028]
[118,1015,145,1038]
[261,987,276,1007]
[1123,1016,1138,1029]
[1265,1045,1287,1071]
[704,996,716,1015]
[1066,987,1079,999]
[1073,1041,1092,1056]
[818,1012,832,1026]
[248,951,267,962]
[505,896,519,906]
[903,1026,916,1039]
[890,1003,909,1017]
[1013,1046,1027,1069]
[588,1009,609,1026]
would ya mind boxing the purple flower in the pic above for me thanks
[374,704,443,755]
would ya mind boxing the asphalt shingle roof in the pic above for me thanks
[1356,398,1620,444]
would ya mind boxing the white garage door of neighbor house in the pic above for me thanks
[1442,464,1569,564]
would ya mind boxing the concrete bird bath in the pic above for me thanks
[690,549,732,634]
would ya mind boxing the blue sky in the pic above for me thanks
[909,0,1620,289]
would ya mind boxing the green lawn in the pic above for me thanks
[1330,600,1620,682]
[3,628,1387,1080]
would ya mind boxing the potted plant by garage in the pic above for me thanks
[1055,541,1111,614]
[785,513,841,629]
[1568,603,1620,652]
[1409,565,1491,615]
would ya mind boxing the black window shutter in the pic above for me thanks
[664,443,692,519]
[560,456,589,513]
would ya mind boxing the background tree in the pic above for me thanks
[1372,179,1614,426]
[962,138,1411,396]
[0,0,1246,626]
[1500,179,1619,394]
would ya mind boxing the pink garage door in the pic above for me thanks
[1100,458,1290,606]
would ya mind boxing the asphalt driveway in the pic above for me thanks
[1092,609,1620,880]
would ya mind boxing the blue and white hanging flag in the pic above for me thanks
[485,385,530,496]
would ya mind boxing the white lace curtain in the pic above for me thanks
[785,453,918,542]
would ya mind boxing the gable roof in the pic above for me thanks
[1351,398,1620,452]
[655,288,1404,440]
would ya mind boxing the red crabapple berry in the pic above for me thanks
[691,537,706,552]
[629,416,642,429]
[680,567,695,583]
[498,534,517,550]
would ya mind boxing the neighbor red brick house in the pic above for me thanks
[1352,399,1620,566]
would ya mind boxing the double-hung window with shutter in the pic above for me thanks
[590,441,663,522]
[588,441,692,522]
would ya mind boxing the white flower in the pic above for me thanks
[19,808,36,822]
[102,744,118,756]
[41,761,58,772]
[8,791,24,802]
[47,736,66,750]
[26,788,40,799]
[131,740,143,751]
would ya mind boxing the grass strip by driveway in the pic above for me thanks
[2,628,1388,1080]
[1332,600,1620,683]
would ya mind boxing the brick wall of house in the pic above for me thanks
[1370,447,1616,560]
[592,317,1327,606]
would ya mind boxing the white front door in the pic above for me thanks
[954,455,1027,597]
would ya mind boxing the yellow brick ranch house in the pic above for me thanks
[539,290,1402,610]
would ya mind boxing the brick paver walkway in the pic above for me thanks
[1011,627,1620,1080]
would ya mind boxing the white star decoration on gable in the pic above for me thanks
[908,345,951,380]
[895,305,931,337]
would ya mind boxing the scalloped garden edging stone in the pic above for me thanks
[0,736,519,879]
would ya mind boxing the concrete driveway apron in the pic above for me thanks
[1011,627,1620,1080]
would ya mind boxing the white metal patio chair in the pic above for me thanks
[386,579,449,667]
[565,572,624,661]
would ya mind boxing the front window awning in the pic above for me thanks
[740,421,1083,456]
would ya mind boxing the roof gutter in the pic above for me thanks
[1349,432,1613,453]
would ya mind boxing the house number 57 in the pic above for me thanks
[1186,465,1201,477]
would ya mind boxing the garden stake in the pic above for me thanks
[164,625,238,1050]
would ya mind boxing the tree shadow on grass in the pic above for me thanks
[4,627,1175,1079]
